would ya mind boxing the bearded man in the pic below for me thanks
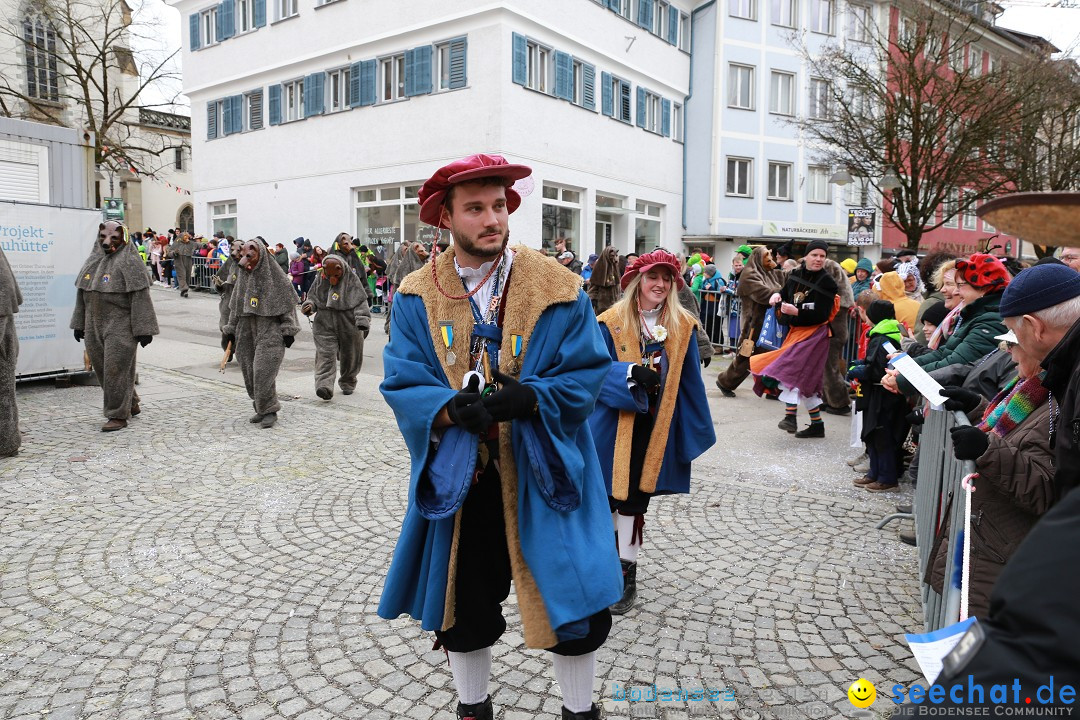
[301,254,371,400]
[71,221,159,431]
[378,154,621,720]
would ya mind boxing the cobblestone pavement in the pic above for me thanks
[0,288,923,720]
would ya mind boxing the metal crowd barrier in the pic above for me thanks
[842,314,862,363]
[190,256,222,292]
[698,289,741,352]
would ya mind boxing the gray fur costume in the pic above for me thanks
[822,259,856,410]
[214,257,239,350]
[225,248,300,418]
[329,246,374,305]
[0,247,23,456]
[303,265,370,398]
[71,238,159,421]
[171,236,195,293]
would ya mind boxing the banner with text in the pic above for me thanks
[847,207,877,246]
[1,201,100,378]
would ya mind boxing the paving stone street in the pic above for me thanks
[1,287,925,720]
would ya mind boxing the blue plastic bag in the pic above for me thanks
[756,306,788,351]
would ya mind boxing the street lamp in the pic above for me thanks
[878,167,903,191]
[828,168,854,186]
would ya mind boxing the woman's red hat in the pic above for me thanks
[620,249,686,291]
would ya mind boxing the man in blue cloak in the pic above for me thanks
[378,154,623,720]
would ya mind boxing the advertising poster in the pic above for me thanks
[847,207,876,246]
[1,201,100,378]
[103,197,125,221]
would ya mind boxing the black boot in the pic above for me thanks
[610,559,637,615]
[456,697,493,720]
[777,414,797,433]
[562,703,602,719]
[794,421,825,438]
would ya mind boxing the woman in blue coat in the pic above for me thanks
[591,249,716,614]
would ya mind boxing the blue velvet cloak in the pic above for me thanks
[377,290,623,643]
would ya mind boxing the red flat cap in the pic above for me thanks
[621,249,686,290]
[418,154,532,229]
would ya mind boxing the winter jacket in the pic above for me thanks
[851,319,908,443]
[929,381,1055,619]
[289,260,305,284]
[877,272,920,330]
[927,348,1016,403]
[896,291,1006,395]
[1042,315,1080,499]
[778,265,838,327]
[274,250,290,274]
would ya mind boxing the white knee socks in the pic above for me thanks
[552,651,597,714]
[616,513,640,562]
[447,647,492,706]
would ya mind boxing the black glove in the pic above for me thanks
[905,410,925,426]
[283,335,294,348]
[362,329,370,339]
[445,374,493,434]
[702,357,711,368]
[137,336,153,348]
[951,425,989,460]
[482,370,538,422]
[73,329,84,343]
[630,364,661,392]
[940,386,983,413]
[224,333,236,348]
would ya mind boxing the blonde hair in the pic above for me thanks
[610,271,699,347]
[932,259,957,293]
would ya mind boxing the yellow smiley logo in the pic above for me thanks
[847,678,876,708]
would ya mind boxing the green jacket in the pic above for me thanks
[870,318,903,345]
[897,292,1005,395]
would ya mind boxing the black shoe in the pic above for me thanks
[823,404,850,416]
[896,503,913,514]
[610,560,637,615]
[899,531,916,546]
[715,377,736,397]
[563,703,602,719]
[181,289,188,298]
[316,386,333,400]
[794,422,825,438]
[456,697,493,720]
[777,415,797,433]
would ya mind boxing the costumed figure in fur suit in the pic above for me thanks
[301,255,371,400]
[820,259,855,415]
[750,240,840,438]
[329,233,374,307]
[384,240,427,334]
[71,221,159,431]
[0,246,23,456]
[590,250,716,615]
[223,240,300,429]
[586,245,620,315]
[378,154,622,720]
[213,240,242,362]
[171,231,195,297]
[715,246,783,396]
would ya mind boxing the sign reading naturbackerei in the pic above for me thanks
[847,207,876,246]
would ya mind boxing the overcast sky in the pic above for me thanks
[133,0,1080,117]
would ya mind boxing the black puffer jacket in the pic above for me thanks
[1043,316,1080,499]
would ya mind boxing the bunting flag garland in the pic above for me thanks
[98,146,193,195]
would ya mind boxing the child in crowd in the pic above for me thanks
[289,253,305,301]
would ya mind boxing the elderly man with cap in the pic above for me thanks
[377,154,621,720]
[750,240,840,437]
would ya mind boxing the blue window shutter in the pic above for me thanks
[223,96,234,135]
[554,51,572,101]
[189,14,201,50]
[406,45,432,96]
[661,98,671,136]
[249,89,262,129]
[620,82,631,121]
[582,62,596,110]
[254,0,265,27]
[207,101,218,139]
[668,5,679,44]
[349,62,362,107]
[268,84,281,125]
[511,33,527,86]
[214,7,222,43]
[601,72,613,116]
[229,95,240,133]
[638,0,654,28]
[360,59,376,106]
[636,87,646,127]
[304,73,324,116]
[448,36,467,89]
[606,0,619,10]
[218,0,235,39]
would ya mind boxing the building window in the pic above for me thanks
[969,47,983,76]
[606,74,633,123]
[326,67,350,112]
[201,6,218,46]
[771,0,796,28]
[354,183,429,249]
[728,64,755,110]
[808,77,830,119]
[848,84,871,118]
[809,0,833,34]
[243,90,263,130]
[635,200,662,255]
[767,162,793,201]
[962,189,976,229]
[641,90,662,133]
[726,157,753,197]
[276,0,297,20]
[807,165,830,203]
[616,0,632,20]
[379,53,406,102]
[22,13,59,103]
[949,42,965,72]
[847,3,870,42]
[672,102,683,142]
[769,71,795,116]
[211,201,237,238]
[653,0,669,36]
[943,189,958,228]
[542,183,583,255]
[283,78,304,122]
[731,0,756,20]
[237,0,257,32]
[526,39,552,94]
[678,11,691,51]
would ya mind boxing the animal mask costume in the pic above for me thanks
[76,222,151,294]
[230,241,297,318]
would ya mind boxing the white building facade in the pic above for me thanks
[172,0,696,258]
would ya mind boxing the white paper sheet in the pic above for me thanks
[905,617,977,684]
[885,342,948,408]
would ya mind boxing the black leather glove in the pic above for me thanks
[905,410,925,426]
[224,333,236,348]
[951,425,989,460]
[283,335,294,349]
[702,357,711,368]
[73,329,84,343]
[445,374,493,434]
[940,386,983,413]
[482,370,538,422]
[137,336,153,348]
[630,364,661,392]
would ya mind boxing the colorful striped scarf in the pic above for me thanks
[978,371,1050,438]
